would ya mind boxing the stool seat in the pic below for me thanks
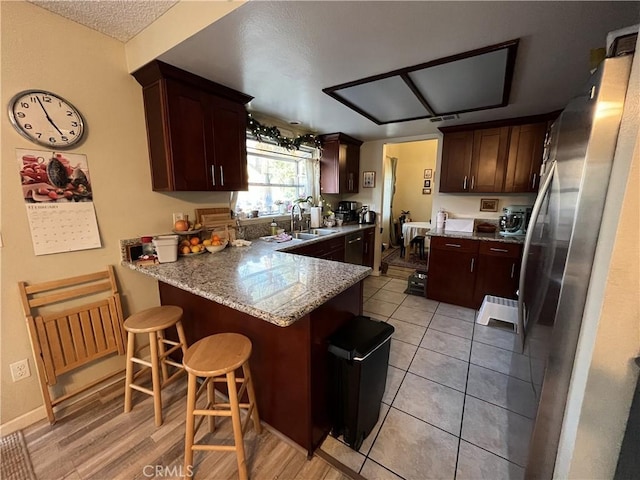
[124,305,183,333]
[184,333,251,377]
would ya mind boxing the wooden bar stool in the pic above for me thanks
[183,333,261,480]
[123,305,188,426]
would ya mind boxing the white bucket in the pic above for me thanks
[152,235,179,263]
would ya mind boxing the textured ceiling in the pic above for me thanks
[28,0,178,42]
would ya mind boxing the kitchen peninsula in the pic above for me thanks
[123,226,373,455]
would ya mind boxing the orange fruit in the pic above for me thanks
[174,220,188,231]
[189,237,200,246]
[180,239,191,247]
[181,246,191,255]
[211,234,220,242]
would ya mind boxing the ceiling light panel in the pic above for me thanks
[332,76,431,124]
[408,48,510,114]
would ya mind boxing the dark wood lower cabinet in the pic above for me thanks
[427,236,522,310]
[473,242,522,307]
[159,281,362,456]
[426,237,478,309]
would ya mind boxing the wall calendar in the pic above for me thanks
[17,148,101,255]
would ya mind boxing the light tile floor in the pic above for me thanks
[321,274,552,480]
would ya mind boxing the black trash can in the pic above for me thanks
[328,316,395,450]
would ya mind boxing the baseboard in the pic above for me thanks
[0,372,126,436]
[0,406,47,437]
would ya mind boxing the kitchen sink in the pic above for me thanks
[310,228,338,236]
[292,232,319,240]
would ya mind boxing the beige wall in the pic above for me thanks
[0,1,230,429]
[386,140,438,223]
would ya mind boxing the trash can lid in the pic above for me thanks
[328,316,395,361]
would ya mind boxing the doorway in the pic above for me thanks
[380,139,439,249]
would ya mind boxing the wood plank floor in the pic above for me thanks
[22,377,353,480]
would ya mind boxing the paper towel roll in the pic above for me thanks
[310,207,322,228]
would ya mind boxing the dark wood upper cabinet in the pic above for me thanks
[439,114,556,194]
[439,131,473,192]
[470,127,510,192]
[503,123,547,192]
[319,133,363,194]
[132,60,252,192]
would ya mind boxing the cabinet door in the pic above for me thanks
[503,123,546,192]
[164,80,212,191]
[362,228,375,267]
[473,242,522,308]
[426,237,479,308]
[320,140,340,194]
[208,95,248,191]
[469,127,509,192]
[439,131,474,192]
[344,143,360,193]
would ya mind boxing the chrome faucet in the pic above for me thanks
[291,203,303,232]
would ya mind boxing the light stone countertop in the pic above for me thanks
[427,228,526,244]
[122,225,374,327]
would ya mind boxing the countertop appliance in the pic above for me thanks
[498,205,532,236]
[358,206,376,225]
[337,201,358,223]
[519,51,635,478]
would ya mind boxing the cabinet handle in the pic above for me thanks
[470,258,475,272]
[220,166,224,186]
[490,247,509,253]
[463,176,468,190]
[445,243,461,248]
[348,237,362,244]
[348,173,353,191]
[211,165,216,186]
[511,263,516,278]
[471,176,475,190]
[531,173,537,189]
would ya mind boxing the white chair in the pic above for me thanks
[476,295,518,332]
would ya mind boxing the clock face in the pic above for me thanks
[8,90,85,149]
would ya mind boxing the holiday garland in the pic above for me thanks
[247,113,322,150]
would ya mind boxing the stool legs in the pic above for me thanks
[124,331,136,413]
[184,373,197,473]
[227,370,248,480]
[148,331,163,427]
[242,363,261,434]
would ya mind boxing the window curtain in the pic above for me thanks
[388,157,399,246]
[305,155,320,204]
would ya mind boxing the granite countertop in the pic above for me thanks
[427,228,525,244]
[122,225,374,327]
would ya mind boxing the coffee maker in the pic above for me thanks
[337,201,358,223]
[499,205,532,236]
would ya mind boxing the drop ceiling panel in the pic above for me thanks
[333,76,430,124]
[408,48,510,114]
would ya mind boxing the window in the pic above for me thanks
[235,139,318,216]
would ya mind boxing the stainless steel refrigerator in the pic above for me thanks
[518,52,634,478]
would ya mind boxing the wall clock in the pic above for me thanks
[8,90,85,148]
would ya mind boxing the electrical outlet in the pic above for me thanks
[173,213,185,224]
[10,359,30,382]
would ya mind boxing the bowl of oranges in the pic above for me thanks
[204,234,228,253]
[179,236,206,256]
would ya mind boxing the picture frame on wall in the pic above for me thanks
[422,188,431,195]
[424,169,432,179]
[480,198,499,212]
[363,171,376,188]
[423,180,431,188]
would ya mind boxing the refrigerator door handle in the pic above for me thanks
[518,160,556,351]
